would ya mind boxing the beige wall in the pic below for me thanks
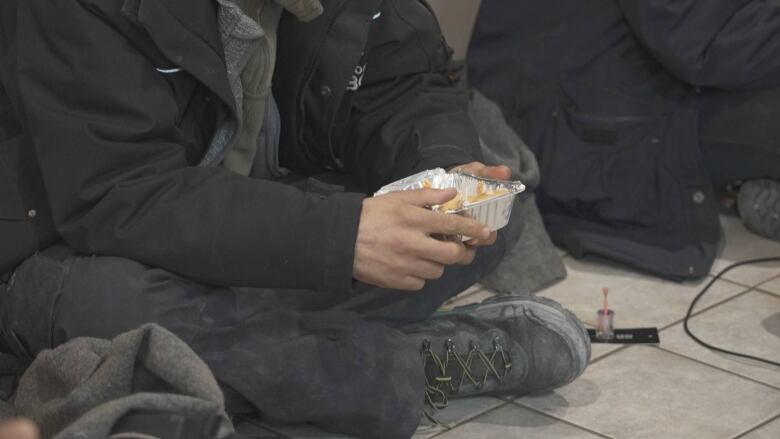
[427,0,482,60]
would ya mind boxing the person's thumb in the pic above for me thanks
[478,165,512,181]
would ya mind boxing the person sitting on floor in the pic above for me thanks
[0,1,590,437]
[469,0,780,280]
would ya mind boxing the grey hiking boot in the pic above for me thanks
[402,294,590,408]
[738,179,780,242]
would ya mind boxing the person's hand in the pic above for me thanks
[354,188,492,291]
[451,162,512,246]
[0,419,39,439]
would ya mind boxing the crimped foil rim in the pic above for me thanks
[374,168,526,213]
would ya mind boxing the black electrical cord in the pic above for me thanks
[683,256,780,368]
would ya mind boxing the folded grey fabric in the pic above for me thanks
[469,90,540,189]
[480,193,567,294]
[14,324,230,439]
[469,89,566,293]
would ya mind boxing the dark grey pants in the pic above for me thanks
[0,204,522,438]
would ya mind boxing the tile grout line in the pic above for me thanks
[582,284,742,363]
[762,272,780,284]
[719,277,757,290]
[538,275,746,348]
[509,400,614,439]
[583,287,756,366]
[656,287,755,333]
[747,268,780,291]
[588,287,762,372]
[440,400,511,430]
[426,401,511,438]
[588,344,632,365]
[719,270,780,288]
[713,275,766,289]
[709,252,780,283]
[731,412,780,439]
[579,320,617,365]
[655,345,780,392]
[754,285,780,298]
[653,285,780,391]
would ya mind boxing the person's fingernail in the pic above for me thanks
[482,226,491,237]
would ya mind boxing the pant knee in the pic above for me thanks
[1,247,72,356]
[51,251,210,347]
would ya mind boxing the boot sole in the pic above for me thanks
[443,294,591,392]
[738,179,780,241]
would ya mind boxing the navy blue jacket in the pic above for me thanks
[470,0,780,279]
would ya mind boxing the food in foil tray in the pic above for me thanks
[375,168,526,238]
[427,180,511,213]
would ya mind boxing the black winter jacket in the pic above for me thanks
[0,0,479,290]
[469,0,780,280]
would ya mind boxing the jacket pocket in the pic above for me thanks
[538,80,672,228]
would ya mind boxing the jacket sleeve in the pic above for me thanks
[341,0,482,191]
[14,0,363,292]
[618,0,780,89]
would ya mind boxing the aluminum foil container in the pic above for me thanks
[375,168,526,240]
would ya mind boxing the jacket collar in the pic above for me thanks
[112,0,324,115]
[83,0,329,117]
[117,0,237,115]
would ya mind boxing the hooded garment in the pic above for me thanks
[208,0,323,177]
[13,324,230,439]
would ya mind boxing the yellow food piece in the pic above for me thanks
[467,188,509,204]
[423,177,509,212]
[438,193,465,212]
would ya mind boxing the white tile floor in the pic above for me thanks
[236,216,780,439]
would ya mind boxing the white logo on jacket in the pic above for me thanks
[155,67,183,74]
[347,63,366,91]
